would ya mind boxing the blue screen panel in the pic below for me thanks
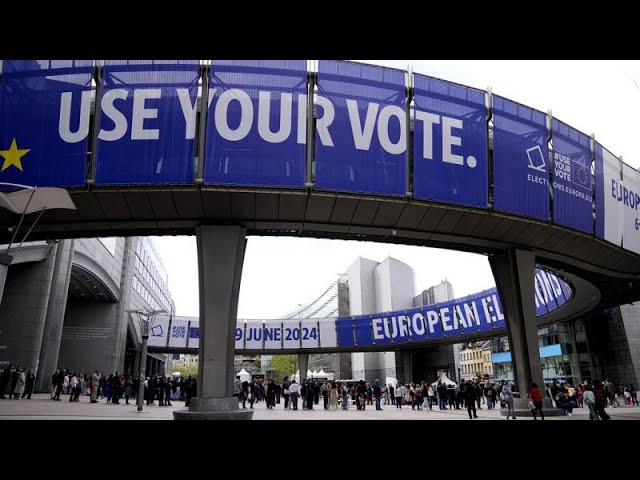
[95,60,200,185]
[413,75,488,208]
[204,60,307,187]
[552,119,593,233]
[493,95,549,220]
[315,60,406,196]
[0,60,92,187]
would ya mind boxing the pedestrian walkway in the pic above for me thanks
[1,394,639,420]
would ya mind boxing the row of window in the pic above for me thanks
[135,239,170,299]
[461,350,490,361]
[461,363,492,375]
[132,275,164,312]
[133,245,173,312]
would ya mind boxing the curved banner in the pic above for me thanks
[413,75,488,208]
[151,268,571,353]
[552,119,593,233]
[147,314,170,347]
[315,60,407,196]
[0,60,93,188]
[168,319,189,348]
[595,143,623,246]
[95,60,200,185]
[622,164,640,254]
[204,60,307,187]
[492,95,549,220]
[188,322,199,349]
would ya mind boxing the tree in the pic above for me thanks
[171,364,198,378]
[267,355,297,381]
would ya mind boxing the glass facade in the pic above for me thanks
[132,238,175,313]
[490,320,604,387]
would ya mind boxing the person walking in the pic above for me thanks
[529,382,544,420]
[502,381,515,419]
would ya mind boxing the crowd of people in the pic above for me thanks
[2,364,637,421]
[0,365,200,407]
[230,374,637,420]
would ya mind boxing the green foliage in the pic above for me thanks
[267,355,297,381]
[171,363,198,378]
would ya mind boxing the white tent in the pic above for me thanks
[237,368,251,383]
[316,369,328,378]
[290,370,300,383]
[431,373,457,387]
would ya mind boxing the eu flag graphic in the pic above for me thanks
[0,60,92,188]
[573,160,591,190]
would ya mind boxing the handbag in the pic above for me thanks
[527,398,535,410]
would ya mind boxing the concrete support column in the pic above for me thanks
[489,249,563,416]
[0,253,13,306]
[489,249,542,396]
[0,243,57,375]
[174,225,252,420]
[112,237,135,374]
[35,240,74,392]
[298,353,309,383]
[398,350,413,384]
[132,348,140,379]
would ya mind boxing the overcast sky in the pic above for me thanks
[153,60,640,319]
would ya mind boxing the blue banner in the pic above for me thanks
[0,60,92,187]
[333,267,570,348]
[492,96,549,220]
[336,317,355,347]
[552,119,593,233]
[95,60,200,185]
[413,75,488,207]
[595,143,623,246]
[354,314,374,346]
[204,60,307,187]
[315,60,406,196]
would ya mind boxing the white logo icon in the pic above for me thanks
[151,325,164,337]
[526,145,546,172]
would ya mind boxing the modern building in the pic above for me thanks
[0,236,175,391]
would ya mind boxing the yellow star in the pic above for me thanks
[0,138,30,172]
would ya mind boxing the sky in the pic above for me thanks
[153,60,640,319]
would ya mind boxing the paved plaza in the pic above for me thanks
[1,394,639,420]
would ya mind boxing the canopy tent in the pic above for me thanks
[237,368,251,383]
[431,374,457,387]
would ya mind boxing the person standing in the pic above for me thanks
[288,380,301,410]
[282,377,291,409]
[233,376,242,404]
[502,381,515,419]
[90,370,100,403]
[592,379,611,420]
[373,379,383,410]
[465,381,478,419]
[0,365,11,399]
[529,382,544,420]
[582,384,598,420]
[15,368,25,399]
[22,369,35,399]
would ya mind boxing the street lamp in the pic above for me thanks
[0,183,76,305]
[128,309,165,412]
